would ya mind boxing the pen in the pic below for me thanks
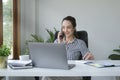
[104,65,115,67]
[84,62,93,64]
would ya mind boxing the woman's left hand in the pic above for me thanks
[83,52,94,60]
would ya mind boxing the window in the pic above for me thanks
[3,0,13,58]
[0,0,20,59]
[0,0,3,46]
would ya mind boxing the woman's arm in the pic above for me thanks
[83,52,94,60]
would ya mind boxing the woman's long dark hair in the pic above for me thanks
[61,16,77,36]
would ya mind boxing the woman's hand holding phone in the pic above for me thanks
[57,31,65,43]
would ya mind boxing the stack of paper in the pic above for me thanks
[8,60,32,69]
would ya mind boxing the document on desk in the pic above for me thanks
[84,60,120,68]
[8,60,32,69]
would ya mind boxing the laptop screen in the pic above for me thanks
[28,42,69,70]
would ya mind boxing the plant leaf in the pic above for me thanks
[54,27,57,32]
[0,45,10,56]
[31,34,44,42]
[113,49,120,53]
[46,29,55,43]
[108,54,120,60]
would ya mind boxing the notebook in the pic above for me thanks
[84,60,120,68]
[8,60,32,69]
[28,42,74,70]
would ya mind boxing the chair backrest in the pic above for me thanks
[74,31,88,48]
[54,30,88,48]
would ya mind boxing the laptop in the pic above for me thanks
[28,42,73,70]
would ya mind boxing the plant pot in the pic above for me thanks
[0,56,7,69]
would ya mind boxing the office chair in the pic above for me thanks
[54,30,91,80]
[54,31,88,47]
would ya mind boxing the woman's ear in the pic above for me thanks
[73,28,76,32]
[74,28,77,36]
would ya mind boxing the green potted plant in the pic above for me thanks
[0,45,11,68]
[21,34,44,55]
[20,34,44,60]
[20,28,57,60]
[108,46,120,60]
[46,28,57,43]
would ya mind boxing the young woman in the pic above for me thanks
[55,16,94,60]
[35,16,93,80]
[46,16,94,80]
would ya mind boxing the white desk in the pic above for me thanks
[0,60,120,76]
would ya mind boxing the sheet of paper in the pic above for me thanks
[8,60,32,66]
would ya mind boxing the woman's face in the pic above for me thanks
[61,20,75,38]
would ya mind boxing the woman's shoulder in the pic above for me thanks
[75,38,85,43]
[74,38,86,45]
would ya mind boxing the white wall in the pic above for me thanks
[20,0,120,80]
[20,0,36,53]
[35,0,120,60]
[20,0,120,59]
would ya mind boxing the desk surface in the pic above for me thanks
[0,60,120,76]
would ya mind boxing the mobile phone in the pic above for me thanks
[59,32,65,39]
